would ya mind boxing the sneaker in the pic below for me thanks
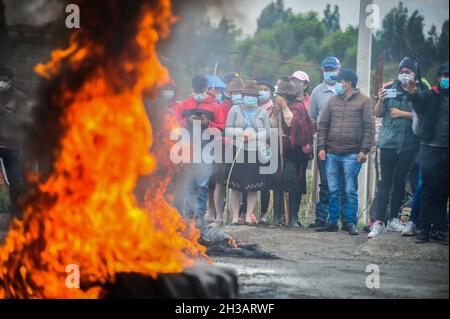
[401,221,417,236]
[309,220,327,228]
[348,224,359,236]
[430,230,449,245]
[386,218,406,232]
[368,222,385,238]
[415,231,430,244]
[316,223,339,232]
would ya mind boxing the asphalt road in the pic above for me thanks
[1,213,447,299]
[213,225,449,299]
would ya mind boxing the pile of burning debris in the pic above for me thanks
[200,225,279,260]
[0,0,238,299]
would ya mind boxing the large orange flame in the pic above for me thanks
[0,0,206,299]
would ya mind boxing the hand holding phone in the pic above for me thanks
[385,89,397,99]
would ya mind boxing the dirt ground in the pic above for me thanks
[0,213,448,299]
[213,225,449,299]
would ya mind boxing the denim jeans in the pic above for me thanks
[326,153,362,225]
[315,152,346,223]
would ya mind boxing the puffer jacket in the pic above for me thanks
[317,88,375,154]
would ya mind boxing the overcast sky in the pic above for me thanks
[3,0,448,37]
[207,0,449,36]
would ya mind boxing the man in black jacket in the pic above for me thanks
[407,63,449,244]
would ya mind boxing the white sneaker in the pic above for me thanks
[368,223,386,238]
[401,221,417,236]
[386,218,406,232]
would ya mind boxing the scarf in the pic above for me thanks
[288,101,315,150]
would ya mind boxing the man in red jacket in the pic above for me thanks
[172,75,224,226]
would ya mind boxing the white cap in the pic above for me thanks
[290,71,310,82]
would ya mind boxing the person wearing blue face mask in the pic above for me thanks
[172,75,224,227]
[208,76,246,226]
[308,56,348,230]
[225,80,270,225]
[256,80,277,225]
[407,63,449,245]
[316,69,375,236]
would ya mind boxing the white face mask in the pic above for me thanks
[398,73,414,85]
[161,90,176,101]
[0,80,12,91]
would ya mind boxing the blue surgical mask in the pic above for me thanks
[324,71,338,85]
[243,96,258,107]
[193,92,207,102]
[232,94,243,105]
[216,94,223,103]
[335,82,345,96]
[440,78,449,90]
[258,91,271,102]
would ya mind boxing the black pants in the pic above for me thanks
[273,188,302,225]
[261,189,270,216]
[372,148,417,223]
[0,148,24,218]
[418,145,449,232]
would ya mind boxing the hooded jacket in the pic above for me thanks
[173,94,224,131]
[409,85,449,148]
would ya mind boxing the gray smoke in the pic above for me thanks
[3,0,64,26]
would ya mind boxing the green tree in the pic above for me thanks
[257,0,291,31]
[323,4,340,34]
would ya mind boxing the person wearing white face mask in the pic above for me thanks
[0,66,29,219]
[368,57,424,239]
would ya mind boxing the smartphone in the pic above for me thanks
[385,89,397,99]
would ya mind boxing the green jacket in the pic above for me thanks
[376,82,419,153]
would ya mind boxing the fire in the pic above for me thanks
[0,0,207,299]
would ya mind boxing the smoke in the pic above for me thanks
[172,0,247,24]
[3,0,65,26]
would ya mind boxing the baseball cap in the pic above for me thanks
[331,69,358,87]
[290,71,310,82]
[322,57,341,69]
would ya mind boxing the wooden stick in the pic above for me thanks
[212,62,218,89]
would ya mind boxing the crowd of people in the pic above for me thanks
[0,55,448,245]
[151,56,449,244]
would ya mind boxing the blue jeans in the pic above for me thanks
[326,153,362,225]
[315,154,346,223]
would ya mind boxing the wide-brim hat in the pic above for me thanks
[228,77,246,93]
[241,80,259,95]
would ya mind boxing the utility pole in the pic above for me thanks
[356,0,374,222]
